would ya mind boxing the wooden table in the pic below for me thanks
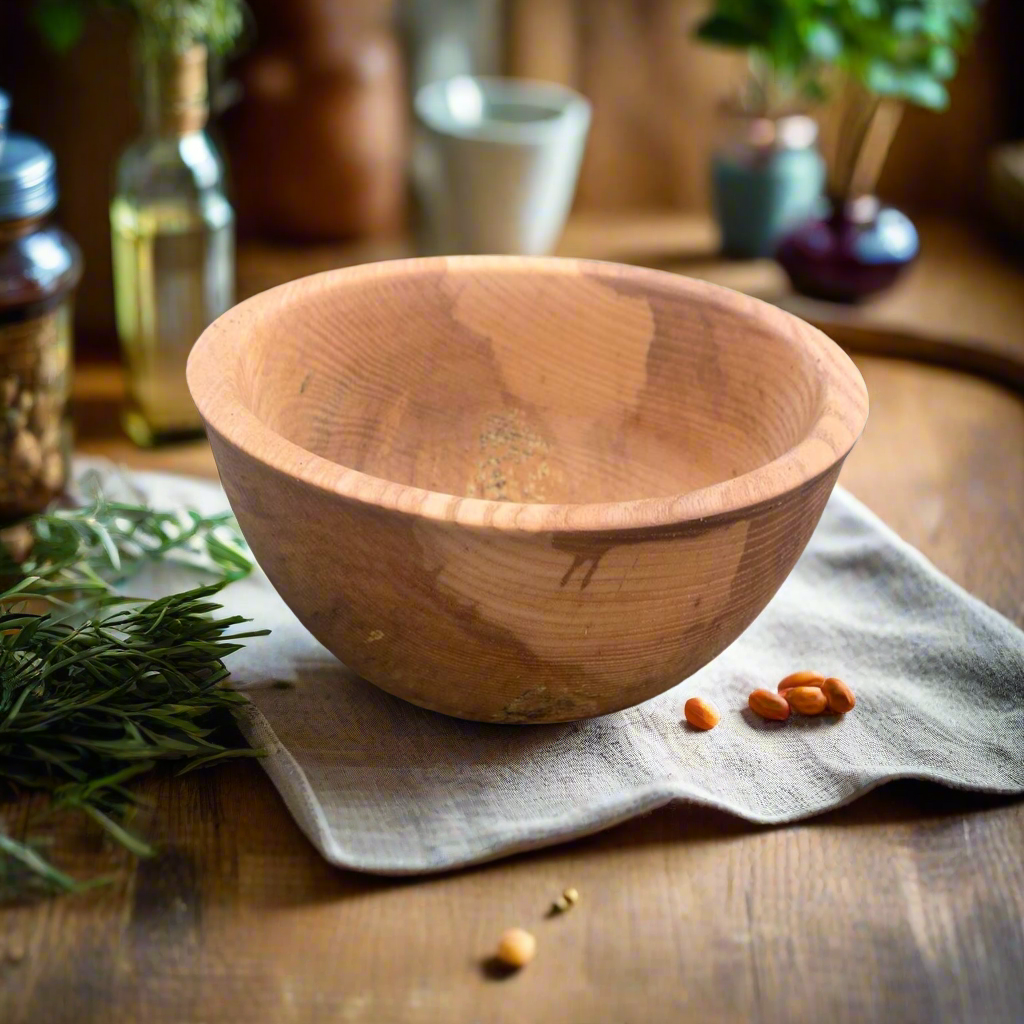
[4,219,1024,1024]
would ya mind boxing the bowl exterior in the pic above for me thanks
[208,423,843,723]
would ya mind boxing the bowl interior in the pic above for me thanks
[233,261,827,505]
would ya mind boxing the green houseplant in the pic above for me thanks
[696,0,982,296]
[695,0,838,259]
[32,0,244,56]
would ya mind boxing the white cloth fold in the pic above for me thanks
[114,467,1024,875]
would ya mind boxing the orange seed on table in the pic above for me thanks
[684,697,720,731]
[749,689,790,721]
[496,927,536,968]
[777,670,825,693]
[823,677,856,713]
[786,685,828,715]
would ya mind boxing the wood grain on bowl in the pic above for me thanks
[187,257,868,722]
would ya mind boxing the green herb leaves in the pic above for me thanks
[33,0,245,57]
[0,485,268,899]
[695,0,983,112]
[131,0,246,57]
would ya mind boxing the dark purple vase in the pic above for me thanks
[776,196,919,303]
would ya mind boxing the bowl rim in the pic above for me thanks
[187,255,869,534]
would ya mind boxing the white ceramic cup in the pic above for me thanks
[413,75,592,255]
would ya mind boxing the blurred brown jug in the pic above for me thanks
[222,1,407,241]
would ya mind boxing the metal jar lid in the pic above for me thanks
[0,90,9,157]
[0,131,58,221]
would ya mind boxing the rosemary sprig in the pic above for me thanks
[0,484,268,899]
[1,471,253,613]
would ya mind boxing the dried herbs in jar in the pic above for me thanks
[0,106,81,522]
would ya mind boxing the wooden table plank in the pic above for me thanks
[559,212,1024,393]
[558,212,1024,363]
[3,352,1022,1024]
[7,212,1024,1022]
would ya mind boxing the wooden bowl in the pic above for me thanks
[188,257,868,723]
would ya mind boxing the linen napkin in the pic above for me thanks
[96,465,1024,875]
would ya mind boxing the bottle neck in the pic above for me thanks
[140,43,209,137]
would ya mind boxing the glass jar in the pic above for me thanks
[711,112,825,259]
[0,123,82,523]
[111,42,235,447]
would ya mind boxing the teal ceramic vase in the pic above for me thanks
[711,114,825,260]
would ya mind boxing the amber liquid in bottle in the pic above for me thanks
[111,45,234,447]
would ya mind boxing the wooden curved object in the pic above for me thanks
[188,257,868,722]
